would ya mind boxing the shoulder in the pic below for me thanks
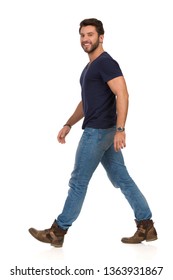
[97,52,123,82]
[99,52,120,66]
[98,52,122,73]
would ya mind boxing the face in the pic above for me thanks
[80,25,103,54]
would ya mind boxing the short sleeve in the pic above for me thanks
[99,57,123,82]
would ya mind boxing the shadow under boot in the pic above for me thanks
[121,219,158,244]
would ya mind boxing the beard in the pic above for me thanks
[82,38,100,54]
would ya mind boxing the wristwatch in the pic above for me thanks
[116,127,125,132]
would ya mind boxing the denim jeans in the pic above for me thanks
[57,127,152,229]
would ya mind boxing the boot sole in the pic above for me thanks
[146,237,158,242]
[121,240,142,244]
[51,243,63,248]
[121,237,158,244]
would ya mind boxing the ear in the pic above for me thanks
[99,34,104,43]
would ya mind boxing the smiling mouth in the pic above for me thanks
[82,42,91,47]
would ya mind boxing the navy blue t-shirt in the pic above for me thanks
[80,52,123,129]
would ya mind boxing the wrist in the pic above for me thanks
[116,126,125,132]
[63,123,72,129]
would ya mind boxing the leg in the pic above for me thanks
[28,127,115,246]
[101,144,157,243]
[101,144,152,221]
[57,128,109,229]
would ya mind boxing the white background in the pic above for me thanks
[0,0,173,279]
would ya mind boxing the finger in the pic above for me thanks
[58,135,65,143]
[59,137,66,144]
[114,141,126,152]
[114,142,120,152]
[121,140,126,149]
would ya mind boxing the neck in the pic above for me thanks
[88,46,104,63]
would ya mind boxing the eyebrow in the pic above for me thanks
[80,32,95,36]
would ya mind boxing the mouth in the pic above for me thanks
[82,42,91,47]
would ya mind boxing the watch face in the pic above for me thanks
[117,127,124,132]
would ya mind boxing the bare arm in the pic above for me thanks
[65,100,84,127]
[57,101,84,144]
[107,76,129,151]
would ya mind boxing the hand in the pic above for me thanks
[114,131,126,152]
[57,126,71,144]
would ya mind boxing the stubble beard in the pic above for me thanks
[82,39,100,54]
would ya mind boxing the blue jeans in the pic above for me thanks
[57,127,152,229]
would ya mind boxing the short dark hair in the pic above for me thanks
[79,18,104,36]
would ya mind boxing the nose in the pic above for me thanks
[81,34,89,42]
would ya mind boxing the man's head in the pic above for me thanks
[79,18,104,36]
[79,18,104,54]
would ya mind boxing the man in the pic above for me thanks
[29,18,157,247]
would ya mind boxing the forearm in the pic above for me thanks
[116,93,129,128]
[65,101,84,127]
[107,76,129,128]
[113,93,128,151]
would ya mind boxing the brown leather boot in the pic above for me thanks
[28,220,67,247]
[121,219,158,244]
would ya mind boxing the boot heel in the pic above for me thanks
[146,237,158,242]
[146,227,158,241]
[51,242,63,247]
[50,233,64,247]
